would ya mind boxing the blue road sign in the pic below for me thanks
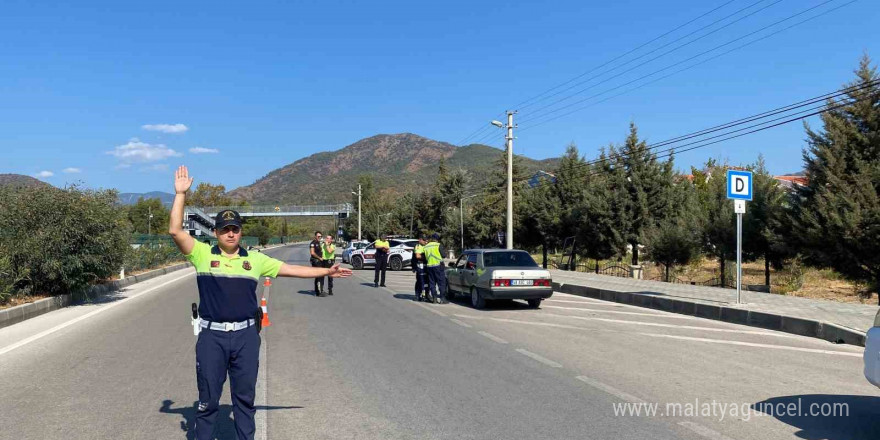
[727,170,753,201]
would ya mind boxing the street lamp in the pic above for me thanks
[351,184,362,241]
[491,111,516,249]
[460,194,479,252]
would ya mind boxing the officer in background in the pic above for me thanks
[373,233,390,288]
[423,233,448,304]
[321,234,336,295]
[411,235,430,302]
[309,231,326,296]
[168,166,351,440]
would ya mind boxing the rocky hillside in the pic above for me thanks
[0,174,51,189]
[228,133,557,203]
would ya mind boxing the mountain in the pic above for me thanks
[228,133,559,204]
[117,191,175,206]
[0,174,51,189]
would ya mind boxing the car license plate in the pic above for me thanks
[511,280,531,286]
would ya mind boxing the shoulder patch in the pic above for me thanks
[211,260,220,268]
[242,261,252,271]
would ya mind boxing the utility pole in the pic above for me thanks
[148,206,153,236]
[505,111,516,250]
[491,111,517,250]
[351,185,362,241]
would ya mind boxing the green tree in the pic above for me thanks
[645,180,703,281]
[615,123,675,265]
[794,55,880,301]
[694,161,736,285]
[188,182,233,207]
[742,156,790,286]
[0,184,129,298]
[470,145,528,247]
[127,197,169,235]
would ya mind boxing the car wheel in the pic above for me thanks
[352,255,363,270]
[527,298,542,309]
[471,287,486,309]
[389,256,403,271]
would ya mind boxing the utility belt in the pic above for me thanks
[199,318,256,332]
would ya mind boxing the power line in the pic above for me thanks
[517,0,781,116]
[517,0,846,127]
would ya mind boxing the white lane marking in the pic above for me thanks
[677,421,738,440]
[642,333,862,357]
[449,318,472,328]
[546,298,628,306]
[256,329,268,440]
[414,302,447,317]
[540,313,797,338]
[0,271,194,357]
[516,349,562,368]
[478,331,508,344]
[456,315,858,356]
[542,305,699,320]
[575,376,646,404]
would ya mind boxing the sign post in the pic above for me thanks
[727,170,753,304]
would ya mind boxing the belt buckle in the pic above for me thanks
[225,322,234,331]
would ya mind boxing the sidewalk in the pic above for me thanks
[550,269,878,347]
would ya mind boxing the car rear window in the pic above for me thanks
[483,252,538,268]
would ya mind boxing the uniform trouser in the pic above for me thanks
[322,259,334,291]
[374,254,388,285]
[414,264,428,298]
[195,325,260,440]
[427,265,447,300]
[311,258,323,292]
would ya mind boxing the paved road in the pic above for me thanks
[1,243,878,439]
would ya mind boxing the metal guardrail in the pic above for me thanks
[203,203,353,217]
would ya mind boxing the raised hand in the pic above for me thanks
[328,263,353,278]
[174,165,194,194]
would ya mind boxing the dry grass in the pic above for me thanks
[537,254,873,304]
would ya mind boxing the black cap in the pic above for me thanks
[214,210,242,230]
[431,232,440,240]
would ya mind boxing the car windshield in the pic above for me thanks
[482,252,538,268]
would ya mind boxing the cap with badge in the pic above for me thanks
[214,210,243,231]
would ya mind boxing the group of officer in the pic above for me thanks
[404,234,449,304]
[309,231,337,296]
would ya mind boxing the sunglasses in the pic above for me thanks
[219,226,241,234]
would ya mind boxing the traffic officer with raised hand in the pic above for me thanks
[373,233,391,288]
[321,233,336,295]
[411,235,430,302]
[168,166,352,440]
[423,233,448,304]
[309,231,326,296]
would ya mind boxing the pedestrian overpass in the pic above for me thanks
[184,203,353,237]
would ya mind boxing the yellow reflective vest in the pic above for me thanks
[423,241,442,267]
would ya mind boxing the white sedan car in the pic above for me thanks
[349,239,417,271]
[865,309,880,388]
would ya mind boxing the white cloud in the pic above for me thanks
[35,170,54,178]
[141,123,189,134]
[189,147,219,154]
[62,167,81,174]
[107,138,183,165]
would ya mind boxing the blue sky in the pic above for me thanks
[2,0,878,195]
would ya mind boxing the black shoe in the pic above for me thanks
[328,290,333,296]
[380,284,386,287]
[315,290,321,296]
[374,283,379,288]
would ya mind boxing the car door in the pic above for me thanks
[462,253,479,290]
[449,254,467,292]
[363,243,376,265]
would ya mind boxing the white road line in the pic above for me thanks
[546,298,626,305]
[642,333,862,357]
[0,271,194,357]
[478,331,508,344]
[575,376,646,404]
[516,349,562,368]
[542,305,698,320]
[677,421,738,440]
[413,302,447,317]
[449,318,472,328]
[540,313,797,338]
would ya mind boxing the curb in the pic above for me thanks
[552,281,867,347]
[0,242,298,330]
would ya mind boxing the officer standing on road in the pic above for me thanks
[373,233,390,288]
[309,231,326,296]
[168,166,352,440]
[411,235,430,302]
[423,233,448,304]
[321,234,336,296]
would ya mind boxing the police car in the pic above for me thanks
[349,238,418,271]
